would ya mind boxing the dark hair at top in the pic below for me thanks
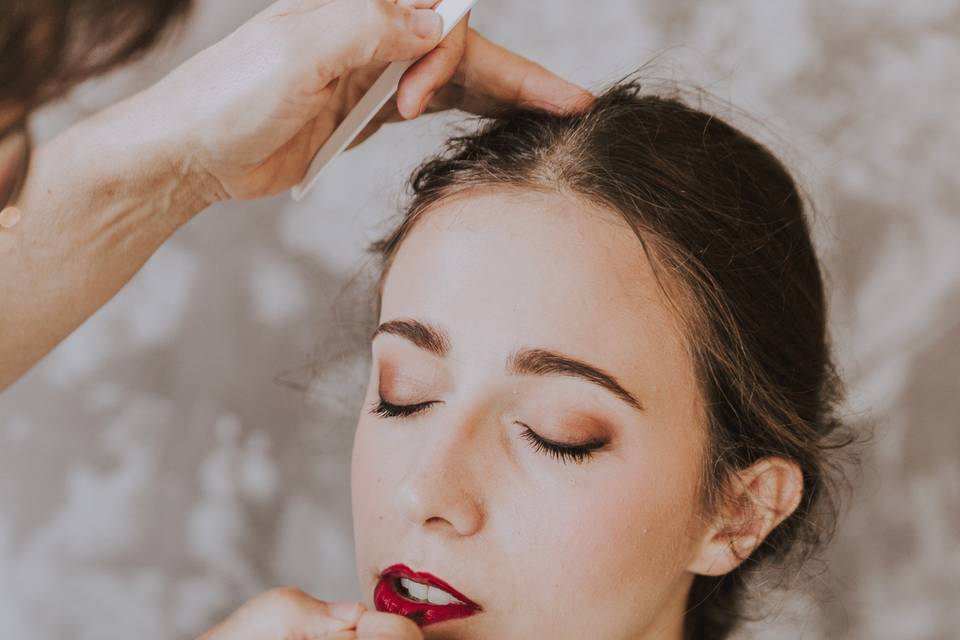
[0,0,192,109]
[369,78,855,639]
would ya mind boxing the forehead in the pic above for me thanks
[380,189,695,398]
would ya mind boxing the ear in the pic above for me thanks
[686,457,804,577]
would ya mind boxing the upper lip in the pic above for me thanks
[381,563,482,609]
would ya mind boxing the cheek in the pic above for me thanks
[351,416,397,506]
[592,471,701,582]
[351,417,397,577]
[509,442,704,622]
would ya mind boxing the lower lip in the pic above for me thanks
[374,576,481,627]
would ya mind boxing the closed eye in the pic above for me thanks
[368,398,606,465]
[369,397,440,418]
[516,422,605,465]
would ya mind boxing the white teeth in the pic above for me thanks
[425,586,458,606]
[399,577,429,601]
[398,577,464,606]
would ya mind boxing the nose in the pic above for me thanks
[396,412,486,537]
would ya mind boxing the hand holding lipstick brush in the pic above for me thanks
[196,588,424,640]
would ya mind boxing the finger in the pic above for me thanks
[310,0,443,81]
[203,589,365,640]
[395,0,442,8]
[331,0,445,147]
[395,11,470,119]
[458,30,594,115]
[356,611,424,639]
[327,601,368,625]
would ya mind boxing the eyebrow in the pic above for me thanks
[372,319,644,412]
[373,319,451,357]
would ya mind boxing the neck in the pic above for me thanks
[629,573,693,640]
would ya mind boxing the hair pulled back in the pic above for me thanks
[371,78,853,639]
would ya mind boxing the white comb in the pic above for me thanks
[292,0,480,201]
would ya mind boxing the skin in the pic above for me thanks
[0,0,592,391]
[2,2,588,637]
[197,587,422,640]
[351,188,703,639]
[350,189,805,639]
[62,186,802,640]
[2,2,801,635]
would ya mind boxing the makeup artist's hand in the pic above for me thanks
[145,0,592,202]
[0,0,593,391]
[196,588,424,640]
[350,26,593,149]
[348,15,596,148]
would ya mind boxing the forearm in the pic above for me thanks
[0,87,219,390]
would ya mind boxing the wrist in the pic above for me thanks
[94,82,229,223]
[0,85,229,388]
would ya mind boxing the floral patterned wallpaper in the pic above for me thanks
[1,1,957,638]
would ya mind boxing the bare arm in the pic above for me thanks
[0,89,214,390]
[0,0,591,391]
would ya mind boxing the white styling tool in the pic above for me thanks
[292,0,480,201]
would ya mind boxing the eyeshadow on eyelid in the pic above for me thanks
[377,365,441,399]
[380,380,427,401]
[532,410,611,438]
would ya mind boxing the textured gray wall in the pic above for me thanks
[2,1,958,638]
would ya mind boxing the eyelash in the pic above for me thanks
[368,398,605,465]
[516,424,602,465]
[369,398,438,419]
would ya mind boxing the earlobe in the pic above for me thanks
[686,457,804,577]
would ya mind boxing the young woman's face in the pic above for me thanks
[351,189,711,639]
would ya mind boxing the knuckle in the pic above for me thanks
[364,0,399,60]
[326,0,381,30]
[360,0,391,28]
[264,585,309,601]
[256,586,312,617]
[330,0,393,63]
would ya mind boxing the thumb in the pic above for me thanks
[355,610,424,639]
[311,0,443,80]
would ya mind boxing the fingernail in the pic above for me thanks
[329,601,364,622]
[412,10,442,39]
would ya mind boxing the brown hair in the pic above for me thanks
[369,79,855,639]
[0,0,192,110]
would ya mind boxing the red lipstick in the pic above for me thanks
[374,564,482,627]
